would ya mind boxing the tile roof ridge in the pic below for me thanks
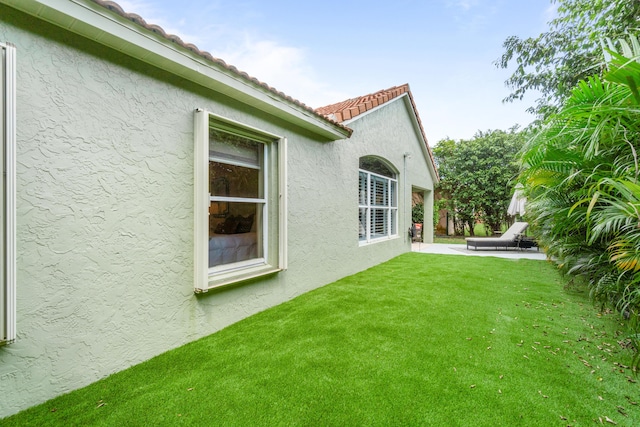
[315,84,410,123]
[89,0,351,135]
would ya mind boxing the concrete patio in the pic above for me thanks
[411,242,547,260]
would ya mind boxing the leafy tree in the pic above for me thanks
[433,129,525,236]
[496,0,640,119]
[433,138,475,235]
[519,35,640,362]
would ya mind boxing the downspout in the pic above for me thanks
[403,152,412,243]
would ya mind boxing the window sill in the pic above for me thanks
[195,264,282,293]
[359,235,399,246]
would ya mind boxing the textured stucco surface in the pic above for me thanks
[0,4,434,417]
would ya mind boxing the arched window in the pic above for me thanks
[358,157,398,243]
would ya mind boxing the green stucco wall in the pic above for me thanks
[0,4,434,417]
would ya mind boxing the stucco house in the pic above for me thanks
[0,0,437,417]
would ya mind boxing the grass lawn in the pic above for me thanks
[3,253,639,426]
[433,236,466,244]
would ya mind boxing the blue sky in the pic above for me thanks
[118,0,555,144]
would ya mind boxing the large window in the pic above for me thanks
[194,110,286,292]
[359,157,398,244]
[0,43,16,345]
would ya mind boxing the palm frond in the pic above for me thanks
[517,34,640,354]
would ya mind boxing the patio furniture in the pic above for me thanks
[465,222,530,251]
[516,235,538,250]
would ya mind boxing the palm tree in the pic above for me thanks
[520,35,640,363]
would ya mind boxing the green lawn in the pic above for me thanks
[4,253,638,426]
[433,236,466,244]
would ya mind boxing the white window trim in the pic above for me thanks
[1,43,16,345]
[359,168,398,245]
[278,137,288,270]
[194,109,286,292]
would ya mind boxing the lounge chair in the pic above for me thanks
[465,222,530,250]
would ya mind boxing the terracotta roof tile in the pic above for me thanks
[89,0,351,136]
[316,85,409,122]
[316,84,438,179]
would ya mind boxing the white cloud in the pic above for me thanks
[213,36,349,108]
[112,1,348,108]
[444,0,501,33]
[113,0,154,17]
[544,2,559,22]
[447,0,480,12]
[113,0,213,51]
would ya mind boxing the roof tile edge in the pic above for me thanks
[89,0,352,136]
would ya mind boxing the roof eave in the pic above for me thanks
[3,0,351,140]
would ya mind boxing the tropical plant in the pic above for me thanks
[432,198,446,230]
[412,202,424,225]
[433,129,525,236]
[519,35,640,362]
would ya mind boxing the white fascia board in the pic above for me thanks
[2,0,349,141]
[400,96,440,184]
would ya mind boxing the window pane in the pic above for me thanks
[210,161,261,199]
[209,202,263,268]
[359,157,395,178]
[359,208,367,241]
[207,127,266,270]
[359,172,367,205]
[391,208,397,235]
[371,208,388,238]
[390,181,397,207]
[371,176,388,207]
[209,128,261,167]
